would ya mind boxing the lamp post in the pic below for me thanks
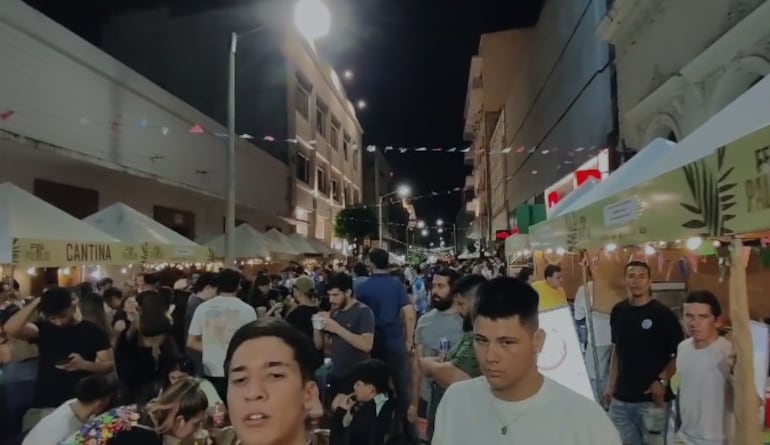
[378,184,411,247]
[225,0,331,267]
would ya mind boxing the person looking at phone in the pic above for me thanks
[4,287,114,411]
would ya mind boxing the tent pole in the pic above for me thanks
[729,238,760,445]
[581,256,602,402]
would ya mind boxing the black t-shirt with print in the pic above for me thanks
[33,319,111,407]
[610,299,684,403]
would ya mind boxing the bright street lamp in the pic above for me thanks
[225,0,331,267]
[356,99,367,110]
[397,184,411,198]
[343,69,354,80]
[421,229,429,237]
[294,0,331,41]
[436,219,444,227]
[437,227,444,234]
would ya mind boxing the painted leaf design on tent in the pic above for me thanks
[679,146,736,236]
[140,243,150,264]
[207,247,216,263]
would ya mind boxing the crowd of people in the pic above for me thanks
[0,249,735,445]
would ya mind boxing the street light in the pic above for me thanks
[421,229,429,237]
[436,219,444,227]
[226,0,331,267]
[437,227,444,234]
[378,184,411,245]
[417,220,426,229]
[343,70,354,81]
[356,99,367,110]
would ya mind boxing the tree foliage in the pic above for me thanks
[334,207,378,242]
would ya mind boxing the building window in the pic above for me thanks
[342,184,349,206]
[296,153,310,183]
[315,218,325,240]
[343,133,351,161]
[316,100,328,138]
[354,189,360,205]
[331,177,340,202]
[330,117,340,150]
[295,75,311,119]
[352,147,358,170]
[317,167,329,195]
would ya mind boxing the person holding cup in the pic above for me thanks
[311,273,375,445]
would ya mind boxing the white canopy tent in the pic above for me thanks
[205,224,271,260]
[547,178,601,218]
[305,237,334,256]
[262,229,300,257]
[563,138,676,213]
[84,203,200,247]
[0,182,120,264]
[286,233,320,255]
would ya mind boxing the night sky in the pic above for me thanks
[24,0,544,230]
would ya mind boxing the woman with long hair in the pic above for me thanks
[114,290,179,404]
[58,379,208,445]
[78,292,109,335]
[160,356,222,408]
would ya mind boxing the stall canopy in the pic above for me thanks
[83,203,209,262]
[305,237,334,256]
[548,178,601,218]
[205,224,271,260]
[0,182,125,266]
[560,74,770,247]
[286,233,320,256]
[531,138,675,250]
[262,229,300,259]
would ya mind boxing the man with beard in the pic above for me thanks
[411,274,486,441]
[408,269,463,441]
[313,273,375,445]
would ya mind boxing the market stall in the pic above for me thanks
[83,202,210,264]
[262,228,300,261]
[532,75,770,445]
[285,233,320,256]
[304,236,334,257]
[205,224,271,263]
[0,183,135,293]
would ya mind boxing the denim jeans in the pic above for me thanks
[609,398,670,445]
[0,359,38,441]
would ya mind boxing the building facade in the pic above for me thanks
[102,3,364,246]
[0,0,290,243]
[464,0,615,245]
[361,149,394,246]
[599,0,770,148]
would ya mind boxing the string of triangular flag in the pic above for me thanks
[335,186,467,211]
[0,106,611,157]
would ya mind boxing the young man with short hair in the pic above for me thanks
[531,264,567,311]
[433,277,620,444]
[188,269,257,400]
[605,261,684,445]
[676,290,733,445]
[225,319,322,445]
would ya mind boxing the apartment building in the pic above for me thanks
[102,3,364,245]
[0,0,290,243]
[599,0,770,148]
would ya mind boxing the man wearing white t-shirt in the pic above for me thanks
[676,290,733,445]
[188,269,257,401]
[23,374,116,445]
[433,277,620,445]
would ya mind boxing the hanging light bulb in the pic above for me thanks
[523,249,531,256]
[712,240,721,247]
[686,237,703,251]
[644,244,656,256]
[545,248,554,254]
[26,267,36,276]
[605,243,618,252]
[556,247,566,255]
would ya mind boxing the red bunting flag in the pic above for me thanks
[189,124,204,134]
[0,110,15,121]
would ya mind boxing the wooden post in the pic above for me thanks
[729,239,760,445]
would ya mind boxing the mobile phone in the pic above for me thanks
[55,357,72,366]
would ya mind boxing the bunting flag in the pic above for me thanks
[0,106,609,159]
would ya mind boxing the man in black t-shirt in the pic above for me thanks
[4,287,114,408]
[604,261,683,445]
[286,276,318,341]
